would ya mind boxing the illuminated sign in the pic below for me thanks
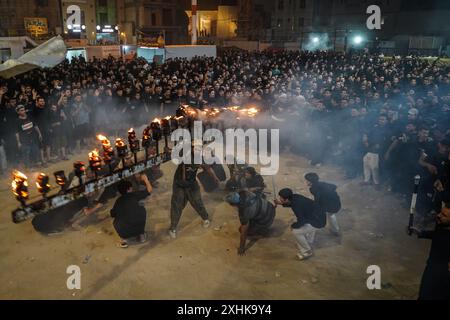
[24,17,48,36]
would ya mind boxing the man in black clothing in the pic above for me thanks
[33,96,51,163]
[242,167,266,198]
[225,191,276,256]
[412,204,450,300]
[304,172,342,236]
[275,188,326,260]
[15,105,43,168]
[169,157,221,239]
[110,173,153,248]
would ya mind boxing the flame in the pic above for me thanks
[152,118,161,124]
[96,134,108,142]
[115,138,126,147]
[226,106,240,111]
[11,170,28,198]
[242,107,259,117]
[128,128,135,133]
[164,116,171,120]
[89,149,100,159]
[36,173,51,192]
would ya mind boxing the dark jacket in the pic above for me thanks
[283,194,326,229]
[110,190,150,239]
[238,191,275,232]
[310,181,341,213]
[418,227,450,300]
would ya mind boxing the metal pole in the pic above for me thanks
[408,175,421,235]
[192,0,197,45]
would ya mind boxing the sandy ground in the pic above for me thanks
[0,149,430,300]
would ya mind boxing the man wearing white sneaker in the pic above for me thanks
[275,188,326,260]
[304,172,342,236]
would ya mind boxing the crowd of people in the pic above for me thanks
[1,48,449,299]
[0,50,449,218]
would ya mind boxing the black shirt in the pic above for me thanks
[283,194,326,229]
[110,190,150,238]
[17,116,39,144]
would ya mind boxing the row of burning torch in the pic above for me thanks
[10,104,260,206]
[11,115,182,206]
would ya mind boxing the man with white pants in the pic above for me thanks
[363,152,380,185]
[304,172,342,236]
[275,188,326,261]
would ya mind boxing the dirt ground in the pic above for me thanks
[0,150,430,300]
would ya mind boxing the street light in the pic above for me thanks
[353,35,363,45]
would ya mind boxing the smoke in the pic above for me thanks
[303,34,332,52]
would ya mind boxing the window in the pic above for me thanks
[298,17,304,27]
[277,18,282,27]
[151,13,157,26]
[98,0,108,7]
[99,12,108,25]
[300,0,306,9]
[162,9,172,26]
[278,0,284,10]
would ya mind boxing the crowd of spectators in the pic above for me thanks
[0,50,449,224]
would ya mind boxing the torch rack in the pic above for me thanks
[11,152,171,224]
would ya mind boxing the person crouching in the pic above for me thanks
[275,188,326,261]
[110,174,153,248]
[225,191,276,256]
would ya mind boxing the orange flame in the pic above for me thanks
[11,170,29,198]
[96,134,108,142]
[152,118,161,124]
[89,149,101,159]
[115,138,126,147]
[128,128,135,133]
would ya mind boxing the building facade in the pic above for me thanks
[61,0,98,42]
[0,0,63,38]
[312,0,450,54]
[185,2,239,43]
[119,0,188,45]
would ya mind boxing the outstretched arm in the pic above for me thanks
[238,224,249,256]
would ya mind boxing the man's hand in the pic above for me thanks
[434,180,444,192]
[17,142,22,149]
[237,246,246,256]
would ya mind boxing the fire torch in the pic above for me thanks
[97,134,115,173]
[73,161,86,188]
[142,126,152,161]
[115,138,128,168]
[88,149,102,179]
[11,170,29,206]
[36,173,51,198]
[54,170,67,192]
[150,118,162,155]
[128,128,140,164]
[161,117,171,150]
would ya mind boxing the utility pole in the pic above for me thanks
[191,0,197,44]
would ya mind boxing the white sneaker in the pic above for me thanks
[296,251,313,261]
[202,219,211,229]
[169,229,177,239]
